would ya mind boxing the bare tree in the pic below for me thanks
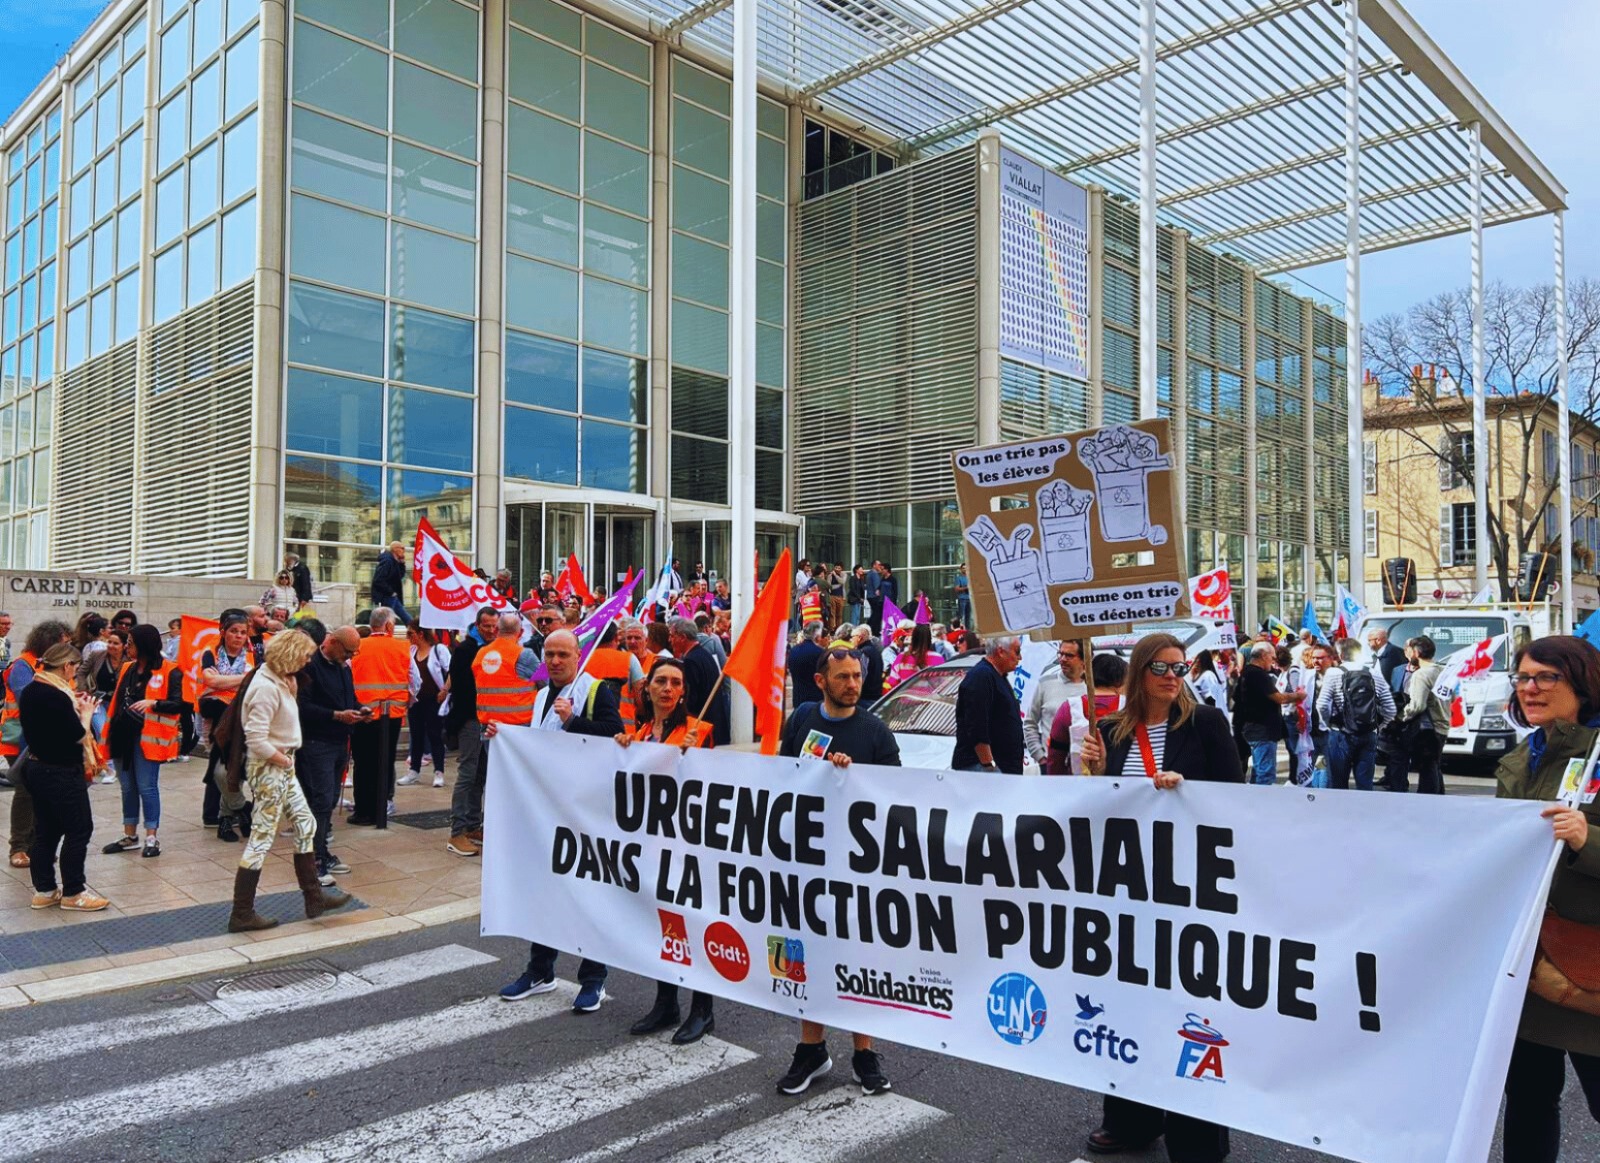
[1364,278,1600,599]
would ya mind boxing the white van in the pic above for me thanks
[1353,608,1541,771]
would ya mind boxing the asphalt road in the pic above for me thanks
[0,919,1590,1163]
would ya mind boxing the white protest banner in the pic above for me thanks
[415,519,515,632]
[1188,568,1238,651]
[483,732,1555,1163]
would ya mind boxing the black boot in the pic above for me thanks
[216,814,239,842]
[629,981,681,1035]
[671,991,715,1044]
[293,852,351,918]
[238,801,253,839]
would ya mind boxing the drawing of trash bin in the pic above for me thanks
[1077,425,1171,545]
[1037,480,1094,584]
[966,517,1052,632]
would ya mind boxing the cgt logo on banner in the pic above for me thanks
[481,733,1559,1163]
[1187,568,1237,651]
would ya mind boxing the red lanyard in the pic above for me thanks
[1135,724,1158,779]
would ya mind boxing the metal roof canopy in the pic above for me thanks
[623,0,1565,273]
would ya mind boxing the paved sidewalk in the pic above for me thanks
[0,756,482,994]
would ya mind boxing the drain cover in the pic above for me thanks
[192,958,341,1003]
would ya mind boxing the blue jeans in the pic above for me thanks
[1247,739,1279,785]
[377,594,412,626]
[848,602,862,626]
[1325,730,1377,791]
[956,595,972,628]
[121,752,161,829]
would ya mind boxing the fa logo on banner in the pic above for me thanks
[1175,1014,1228,1082]
[767,935,807,999]
[658,909,691,966]
[987,973,1047,1046]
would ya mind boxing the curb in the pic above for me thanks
[0,897,483,1009]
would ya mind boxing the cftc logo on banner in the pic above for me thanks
[987,972,1048,1046]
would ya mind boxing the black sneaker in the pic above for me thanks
[776,1041,832,1095]
[851,1048,891,1095]
[325,854,351,874]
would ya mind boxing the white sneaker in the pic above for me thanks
[432,773,445,788]
[387,799,397,817]
[340,798,354,811]
[97,772,116,784]
[396,772,420,787]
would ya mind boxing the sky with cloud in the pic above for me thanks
[0,0,1588,323]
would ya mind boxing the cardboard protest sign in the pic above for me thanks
[951,419,1185,636]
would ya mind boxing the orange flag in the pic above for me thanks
[723,547,793,755]
[178,615,220,703]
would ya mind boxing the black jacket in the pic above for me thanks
[878,572,899,606]
[679,642,730,745]
[291,561,314,605]
[372,553,405,604]
[951,658,1025,774]
[860,637,886,702]
[446,633,485,731]
[297,650,358,744]
[551,681,624,738]
[847,574,867,604]
[1097,703,1242,784]
[788,640,824,705]
[1375,641,1407,689]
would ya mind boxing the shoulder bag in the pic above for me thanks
[1530,733,1600,1014]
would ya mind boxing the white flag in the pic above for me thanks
[415,522,516,632]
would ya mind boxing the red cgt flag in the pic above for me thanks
[723,548,793,755]
[556,553,597,605]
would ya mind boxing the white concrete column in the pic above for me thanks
[476,0,507,566]
[1171,229,1189,567]
[649,40,672,556]
[1137,0,1159,421]
[1087,185,1105,426]
[728,0,757,744]
[1243,272,1258,630]
[1343,0,1364,594]
[1557,209,1574,626]
[1470,120,1490,595]
[248,0,288,579]
[976,130,1002,444]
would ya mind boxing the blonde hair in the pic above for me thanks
[264,629,317,676]
[1105,632,1197,746]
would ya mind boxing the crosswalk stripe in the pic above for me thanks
[0,944,497,1066]
[0,988,577,1162]
[557,1094,761,1163]
[662,1090,949,1163]
[253,1036,759,1163]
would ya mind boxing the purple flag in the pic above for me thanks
[913,594,930,624]
[532,570,645,683]
[880,594,909,632]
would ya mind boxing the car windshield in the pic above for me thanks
[1364,616,1510,669]
[872,660,970,734]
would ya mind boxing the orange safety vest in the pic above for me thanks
[800,590,823,623]
[631,715,711,749]
[473,638,538,726]
[585,647,636,727]
[0,651,39,759]
[350,633,410,717]
[102,662,184,762]
[202,647,255,707]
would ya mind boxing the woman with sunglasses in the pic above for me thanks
[1078,632,1239,1163]
[1496,635,1600,1161]
[614,656,717,1043]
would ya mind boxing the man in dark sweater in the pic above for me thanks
[670,618,729,745]
[787,622,826,708]
[775,647,898,1096]
[370,541,411,626]
[951,637,1026,774]
[296,624,363,882]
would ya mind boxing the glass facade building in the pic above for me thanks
[1,0,1348,630]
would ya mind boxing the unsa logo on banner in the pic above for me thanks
[987,972,1048,1046]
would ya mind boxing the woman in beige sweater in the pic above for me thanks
[228,630,352,932]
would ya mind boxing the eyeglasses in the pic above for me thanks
[1147,661,1192,677]
[1510,671,1564,691]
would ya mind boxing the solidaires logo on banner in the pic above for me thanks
[482,732,1558,1163]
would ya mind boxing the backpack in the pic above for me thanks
[1339,668,1380,735]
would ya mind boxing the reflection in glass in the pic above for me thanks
[296,0,389,44]
[114,271,139,345]
[582,348,645,424]
[583,205,647,286]
[291,21,389,130]
[582,277,647,356]
[220,197,256,289]
[505,256,576,340]
[506,179,578,265]
[394,0,479,82]
[287,280,385,378]
[585,134,648,217]
[391,303,474,394]
[290,194,385,295]
[507,105,579,193]
[387,466,473,544]
[190,60,221,146]
[224,28,259,122]
[670,434,727,506]
[509,29,579,120]
[671,234,726,308]
[391,142,476,236]
[672,165,727,242]
[291,108,384,210]
[160,13,190,97]
[284,455,382,545]
[585,62,648,147]
[388,386,473,472]
[582,419,642,492]
[393,61,477,159]
[89,287,111,356]
[389,222,474,315]
[670,300,727,376]
[504,330,576,411]
[118,134,142,202]
[286,368,383,460]
[157,90,188,172]
[222,112,258,204]
[189,140,219,223]
[504,406,577,485]
[187,221,218,305]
